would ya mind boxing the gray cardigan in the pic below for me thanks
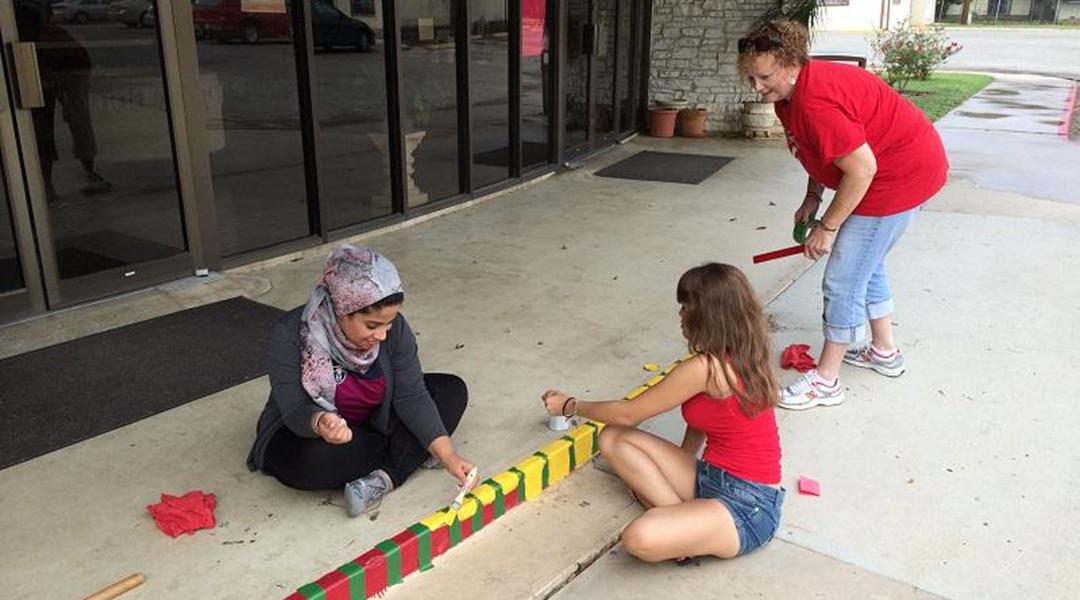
[247,306,447,472]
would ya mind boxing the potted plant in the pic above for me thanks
[741,0,822,138]
[678,105,709,138]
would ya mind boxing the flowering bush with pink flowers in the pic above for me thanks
[870,21,963,92]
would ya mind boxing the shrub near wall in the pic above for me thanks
[649,0,777,135]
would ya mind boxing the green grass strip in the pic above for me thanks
[407,523,434,572]
[900,73,994,122]
[337,562,365,600]
[374,539,403,586]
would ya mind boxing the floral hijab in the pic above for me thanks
[300,245,403,411]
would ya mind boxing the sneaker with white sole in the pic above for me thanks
[778,371,845,410]
[344,469,393,518]
[843,343,905,377]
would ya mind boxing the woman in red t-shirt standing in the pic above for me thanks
[542,263,784,561]
[737,20,949,410]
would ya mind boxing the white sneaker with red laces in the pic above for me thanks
[779,370,845,410]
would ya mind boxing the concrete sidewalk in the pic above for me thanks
[3,74,1078,599]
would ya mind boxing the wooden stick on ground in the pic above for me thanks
[83,573,145,600]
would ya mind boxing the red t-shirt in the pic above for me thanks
[681,392,781,485]
[774,59,949,216]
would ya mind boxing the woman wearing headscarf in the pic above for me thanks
[247,245,472,517]
[736,20,948,410]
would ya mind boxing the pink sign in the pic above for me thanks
[522,0,546,57]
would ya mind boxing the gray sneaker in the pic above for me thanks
[778,371,845,410]
[844,343,905,377]
[344,469,393,518]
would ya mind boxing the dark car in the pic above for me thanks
[311,0,374,51]
[193,0,374,50]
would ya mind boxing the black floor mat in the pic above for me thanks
[0,297,285,470]
[594,151,734,184]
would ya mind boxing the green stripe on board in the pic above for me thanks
[374,539,403,586]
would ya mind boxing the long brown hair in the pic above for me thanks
[676,263,778,415]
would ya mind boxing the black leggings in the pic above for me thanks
[263,373,468,490]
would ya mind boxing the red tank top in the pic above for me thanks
[681,392,781,484]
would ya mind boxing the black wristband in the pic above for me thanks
[561,397,577,417]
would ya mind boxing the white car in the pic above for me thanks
[51,0,114,24]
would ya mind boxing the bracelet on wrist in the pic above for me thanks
[818,222,838,232]
[561,397,578,417]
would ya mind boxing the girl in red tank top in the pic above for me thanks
[542,263,785,563]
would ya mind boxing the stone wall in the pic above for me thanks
[648,0,776,135]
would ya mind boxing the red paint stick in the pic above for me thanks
[752,244,804,264]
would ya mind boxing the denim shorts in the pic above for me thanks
[821,209,916,343]
[695,460,785,556]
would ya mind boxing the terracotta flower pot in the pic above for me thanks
[678,108,708,138]
[648,107,678,138]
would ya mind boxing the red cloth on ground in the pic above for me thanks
[146,490,217,538]
[781,344,817,372]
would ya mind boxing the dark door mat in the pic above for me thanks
[0,297,285,470]
[594,151,734,184]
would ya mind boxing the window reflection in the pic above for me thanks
[312,0,391,230]
[193,0,310,256]
[400,1,460,206]
[469,0,509,189]
[521,0,552,169]
[14,0,186,281]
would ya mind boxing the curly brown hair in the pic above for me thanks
[736,20,810,76]
[676,263,779,416]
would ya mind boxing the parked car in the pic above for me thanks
[311,0,374,51]
[192,0,374,50]
[108,0,154,28]
[51,0,114,24]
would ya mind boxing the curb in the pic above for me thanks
[284,357,688,600]
[1059,81,1078,139]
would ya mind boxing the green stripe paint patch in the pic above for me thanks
[296,582,326,600]
[337,562,365,600]
[407,524,434,572]
[374,539,404,585]
[532,451,551,489]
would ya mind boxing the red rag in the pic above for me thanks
[781,344,817,372]
[146,490,217,538]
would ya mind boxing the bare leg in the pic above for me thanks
[598,425,696,509]
[815,340,848,381]
[622,500,741,562]
[869,315,897,352]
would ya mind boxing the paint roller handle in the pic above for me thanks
[83,573,145,600]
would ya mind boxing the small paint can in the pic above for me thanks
[547,415,571,431]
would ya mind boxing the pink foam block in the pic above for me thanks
[798,476,820,496]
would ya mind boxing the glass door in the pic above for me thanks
[2,0,191,308]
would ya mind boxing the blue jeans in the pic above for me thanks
[695,461,785,556]
[822,209,915,344]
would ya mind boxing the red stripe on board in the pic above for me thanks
[459,516,473,540]
[313,570,351,600]
[357,549,388,598]
[390,529,420,578]
[504,487,520,510]
[481,501,496,526]
[1060,82,1077,138]
[430,524,450,558]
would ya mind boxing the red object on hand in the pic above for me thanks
[781,344,817,372]
[753,244,805,264]
[146,490,217,538]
